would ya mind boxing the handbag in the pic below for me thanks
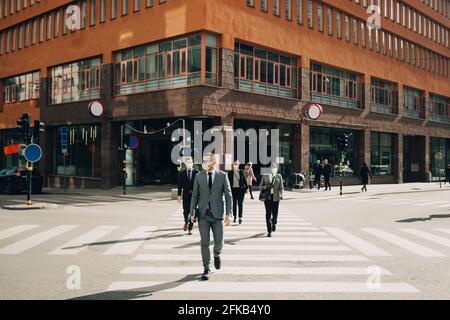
[259,187,271,201]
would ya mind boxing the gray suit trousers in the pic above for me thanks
[198,214,224,270]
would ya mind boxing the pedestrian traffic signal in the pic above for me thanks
[33,120,45,144]
[336,133,351,152]
[17,113,31,144]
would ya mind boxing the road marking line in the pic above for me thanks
[134,254,369,262]
[151,237,340,243]
[120,266,392,275]
[107,281,418,293]
[49,226,119,255]
[436,228,450,235]
[103,226,156,255]
[143,244,352,251]
[413,201,448,206]
[0,225,78,254]
[400,229,450,248]
[361,228,446,257]
[0,225,39,241]
[322,227,391,256]
[436,204,450,208]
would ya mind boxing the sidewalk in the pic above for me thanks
[41,182,450,201]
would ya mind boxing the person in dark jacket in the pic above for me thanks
[323,159,332,191]
[359,162,372,192]
[177,157,198,235]
[445,164,450,184]
[227,160,248,224]
[313,160,323,190]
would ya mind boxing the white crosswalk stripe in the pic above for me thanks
[107,281,418,293]
[49,226,119,255]
[0,225,77,254]
[143,244,352,251]
[322,227,391,256]
[103,226,157,255]
[400,229,450,248]
[436,228,450,235]
[0,225,39,241]
[361,228,446,257]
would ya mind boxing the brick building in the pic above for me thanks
[0,0,449,189]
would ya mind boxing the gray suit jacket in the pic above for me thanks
[190,169,233,220]
[259,174,284,202]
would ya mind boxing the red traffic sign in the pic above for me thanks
[306,103,323,120]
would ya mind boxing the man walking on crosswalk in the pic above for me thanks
[190,153,233,281]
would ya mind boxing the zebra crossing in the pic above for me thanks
[3,202,450,295]
[322,195,450,209]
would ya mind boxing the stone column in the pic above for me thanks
[293,124,302,172]
[424,135,430,181]
[221,48,235,90]
[423,91,430,120]
[397,82,404,116]
[362,74,371,113]
[394,133,403,183]
[359,129,371,168]
[300,56,310,102]
[300,122,310,173]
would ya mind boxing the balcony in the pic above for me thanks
[370,85,398,115]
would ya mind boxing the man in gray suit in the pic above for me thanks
[190,153,233,281]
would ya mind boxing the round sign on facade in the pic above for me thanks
[306,103,323,120]
[128,135,140,150]
[88,101,105,117]
[24,144,42,163]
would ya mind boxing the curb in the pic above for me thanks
[2,203,59,210]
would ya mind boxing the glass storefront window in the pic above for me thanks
[2,71,40,103]
[53,125,102,178]
[371,132,393,176]
[430,137,449,180]
[310,127,361,177]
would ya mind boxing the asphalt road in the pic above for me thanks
[1,188,450,300]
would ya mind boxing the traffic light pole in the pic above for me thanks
[27,162,33,205]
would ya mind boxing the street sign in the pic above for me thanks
[89,101,105,117]
[24,144,42,163]
[306,103,323,120]
[61,127,68,154]
[128,135,140,150]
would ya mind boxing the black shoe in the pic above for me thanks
[267,232,272,237]
[239,218,242,225]
[272,224,276,232]
[233,218,237,223]
[214,256,221,270]
[201,269,210,281]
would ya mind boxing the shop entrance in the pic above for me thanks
[403,135,427,182]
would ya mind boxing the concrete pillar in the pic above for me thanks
[300,56,310,101]
[359,129,371,168]
[221,48,234,90]
[424,135,430,181]
[362,74,371,113]
[423,91,430,120]
[397,83,404,116]
[300,122,310,173]
[394,133,404,183]
[101,121,119,189]
[293,124,301,172]
[0,81,3,113]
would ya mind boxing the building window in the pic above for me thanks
[54,11,60,37]
[260,0,267,11]
[371,132,393,176]
[81,0,86,28]
[49,57,102,104]
[353,18,358,44]
[134,0,141,11]
[122,0,128,15]
[336,12,341,38]
[317,1,322,31]
[114,33,218,96]
[100,0,106,22]
[403,86,424,118]
[430,137,450,180]
[307,0,313,28]
[285,0,291,20]
[246,0,254,7]
[91,0,96,25]
[344,15,349,42]
[234,42,298,98]
[111,0,117,18]
[310,62,361,109]
[370,78,397,114]
[310,127,361,177]
[273,0,279,16]
[429,94,450,123]
[327,7,332,35]
[53,125,102,178]
[296,0,302,24]
[2,71,40,103]
[361,21,365,47]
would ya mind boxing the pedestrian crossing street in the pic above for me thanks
[2,203,450,295]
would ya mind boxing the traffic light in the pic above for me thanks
[336,133,351,152]
[33,120,45,144]
[17,113,31,144]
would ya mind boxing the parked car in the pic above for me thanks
[0,167,43,195]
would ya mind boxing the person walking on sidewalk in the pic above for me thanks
[190,153,232,281]
[445,164,450,184]
[323,159,332,191]
[177,157,198,235]
[313,160,323,190]
[228,160,248,224]
[244,162,257,199]
[359,162,372,192]
[259,163,284,238]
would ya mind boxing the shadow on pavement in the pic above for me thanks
[69,274,200,300]
[396,213,450,223]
